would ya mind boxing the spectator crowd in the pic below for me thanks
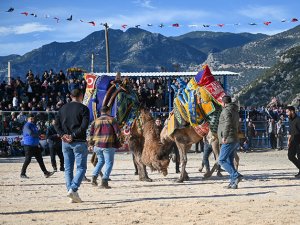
[0,69,300,157]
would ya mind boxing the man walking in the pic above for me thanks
[20,114,54,179]
[276,119,286,150]
[285,106,300,178]
[55,89,90,203]
[88,106,121,189]
[46,119,64,172]
[218,96,243,189]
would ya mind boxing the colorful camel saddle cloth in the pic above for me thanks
[172,65,225,133]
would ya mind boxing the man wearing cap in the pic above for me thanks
[286,106,300,178]
[218,95,243,189]
[55,88,90,203]
[20,114,54,179]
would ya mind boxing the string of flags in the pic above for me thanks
[4,7,299,29]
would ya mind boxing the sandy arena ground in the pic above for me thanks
[1,149,300,225]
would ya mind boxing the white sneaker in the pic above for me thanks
[67,189,82,203]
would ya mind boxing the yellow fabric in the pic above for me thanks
[167,114,176,136]
[174,97,189,122]
[201,101,215,116]
[199,87,212,102]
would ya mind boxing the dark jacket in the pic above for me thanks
[46,125,61,147]
[217,103,240,143]
[55,101,90,142]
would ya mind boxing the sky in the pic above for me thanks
[0,0,299,56]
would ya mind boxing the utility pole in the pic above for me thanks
[91,53,94,72]
[103,23,110,73]
[8,61,11,84]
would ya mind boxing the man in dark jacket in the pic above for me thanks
[20,114,54,179]
[55,89,90,203]
[46,119,64,172]
[286,106,300,178]
[218,96,243,189]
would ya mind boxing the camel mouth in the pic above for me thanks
[162,170,168,176]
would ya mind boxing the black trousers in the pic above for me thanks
[21,145,48,175]
[49,143,64,169]
[288,141,300,170]
[269,133,277,149]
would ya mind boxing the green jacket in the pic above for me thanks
[217,103,240,143]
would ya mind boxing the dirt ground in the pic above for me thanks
[1,149,300,225]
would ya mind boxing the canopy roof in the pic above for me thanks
[91,71,239,77]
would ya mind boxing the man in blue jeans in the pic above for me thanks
[218,95,243,189]
[88,106,121,189]
[55,89,90,203]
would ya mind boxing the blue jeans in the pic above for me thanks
[202,143,213,171]
[92,147,115,180]
[218,142,240,184]
[62,141,88,192]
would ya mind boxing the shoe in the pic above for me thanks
[83,176,91,182]
[44,171,55,178]
[91,176,98,186]
[234,174,244,185]
[134,171,138,175]
[224,183,238,189]
[53,167,58,172]
[295,171,300,178]
[99,179,111,189]
[60,167,65,172]
[20,174,29,179]
[67,189,82,203]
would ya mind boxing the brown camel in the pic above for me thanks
[160,120,240,183]
[129,108,172,182]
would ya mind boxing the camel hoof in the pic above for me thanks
[183,175,190,181]
[139,177,152,182]
[176,179,184,183]
[203,173,212,179]
[217,172,223,177]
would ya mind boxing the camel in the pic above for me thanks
[129,108,172,181]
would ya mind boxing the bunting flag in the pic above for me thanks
[6,7,14,12]
[88,21,96,26]
[53,17,59,23]
[66,15,72,21]
[2,6,299,29]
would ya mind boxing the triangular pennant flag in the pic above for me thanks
[88,21,96,26]
[264,21,272,26]
[21,12,29,16]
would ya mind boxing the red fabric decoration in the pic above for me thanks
[195,65,215,86]
[21,12,28,16]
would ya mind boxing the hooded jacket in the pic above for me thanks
[217,103,240,143]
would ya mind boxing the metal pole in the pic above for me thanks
[91,53,94,73]
[8,61,11,85]
[103,23,110,73]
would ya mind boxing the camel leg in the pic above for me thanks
[234,151,240,171]
[134,152,152,182]
[176,142,191,183]
[203,136,220,178]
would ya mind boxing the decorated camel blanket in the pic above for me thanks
[168,65,225,136]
